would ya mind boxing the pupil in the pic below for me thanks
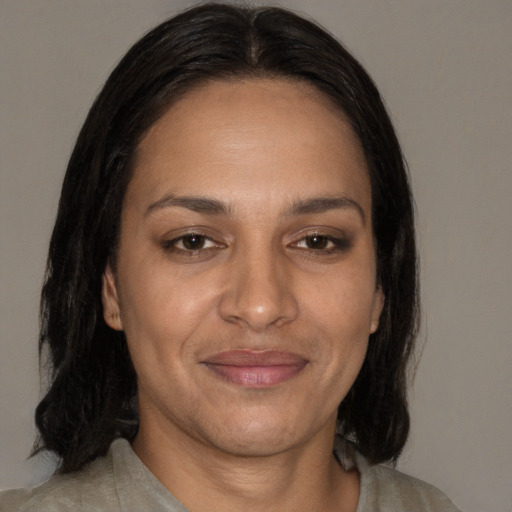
[307,235,328,250]
[183,234,204,250]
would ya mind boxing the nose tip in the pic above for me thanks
[219,257,298,332]
[220,292,297,331]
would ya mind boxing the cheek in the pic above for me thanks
[298,265,377,375]
[117,266,217,361]
[302,268,378,332]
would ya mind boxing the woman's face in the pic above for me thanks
[102,78,384,457]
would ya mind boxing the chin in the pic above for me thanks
[209,430,298,457]
[192,409,322,458]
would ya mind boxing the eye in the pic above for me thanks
[163,233,219,253]
[292,233,351,253]
[298,234,332,250]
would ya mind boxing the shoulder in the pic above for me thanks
[334,436,461,512]
[0,448,118,512]
[355,452,461,512]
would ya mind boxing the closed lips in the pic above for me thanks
[202,350,308,387]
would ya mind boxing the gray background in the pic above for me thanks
[1,1,511,511]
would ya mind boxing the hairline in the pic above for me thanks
[110,73,373,269]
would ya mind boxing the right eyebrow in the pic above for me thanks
[145,194,230,217]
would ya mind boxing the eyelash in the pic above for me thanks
[162,232,351,257]
[291,233,351,254]
[162,233,221,254]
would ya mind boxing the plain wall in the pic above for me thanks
[1,1,511,511]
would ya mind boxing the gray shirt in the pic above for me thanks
[0,437,461,511]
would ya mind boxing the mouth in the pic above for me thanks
[202,350,308,388]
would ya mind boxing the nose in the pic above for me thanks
[219,248,299,332]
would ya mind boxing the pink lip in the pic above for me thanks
[202,350,308,387]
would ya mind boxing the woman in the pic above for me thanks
[0,3,460,511]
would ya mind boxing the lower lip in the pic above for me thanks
[204,363,306,387]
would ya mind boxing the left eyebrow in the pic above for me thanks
[285,196,366,224]
[145,194,230,216]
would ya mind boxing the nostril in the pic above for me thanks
[218,255,299,331]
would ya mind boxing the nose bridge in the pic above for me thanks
[219,239,298,331]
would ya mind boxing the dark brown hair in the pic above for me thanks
[35,2,418,473]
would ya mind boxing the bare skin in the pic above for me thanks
[102,78,383,512]
[130,409,359,512]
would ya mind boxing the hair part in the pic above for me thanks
[35,2,419,473]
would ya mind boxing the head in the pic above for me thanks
[36,3,418,473]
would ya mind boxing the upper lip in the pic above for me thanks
[202,350,308,366]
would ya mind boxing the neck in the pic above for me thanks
[132,412,359,512]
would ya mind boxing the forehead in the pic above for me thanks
[128,78,371,213]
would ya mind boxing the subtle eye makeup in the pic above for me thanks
[162,232,224,256]
[160,228,353,261]
[291,233,352,253]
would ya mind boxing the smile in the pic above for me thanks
[202,350,308,387]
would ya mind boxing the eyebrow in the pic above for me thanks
[145,193,365,223]
[145,194,230,216]
[286,196,366,224]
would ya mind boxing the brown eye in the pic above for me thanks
[164,233,218,253]
[292,233,351,253]
[181,234,208,250]
[304,234,330,250]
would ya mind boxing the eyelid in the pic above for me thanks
[162,230,226,255]
[173,234,217,250]
[293,235,338,250]
[160,226,352,258]
[288,229,353,253]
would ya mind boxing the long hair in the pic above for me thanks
[35,3,418,473]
